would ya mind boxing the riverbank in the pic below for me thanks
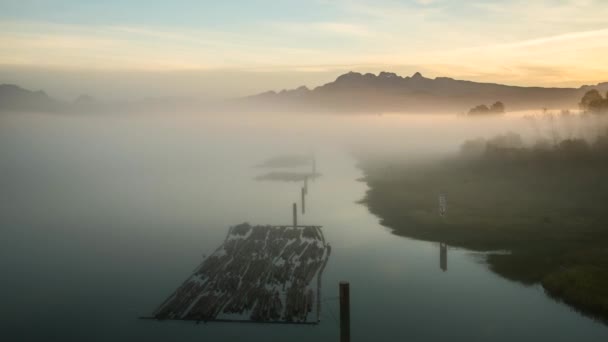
[358,149,608,321]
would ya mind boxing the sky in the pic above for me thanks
[1,0,608,100]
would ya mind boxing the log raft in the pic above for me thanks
[147,223,331,325]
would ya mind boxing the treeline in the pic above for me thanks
[461,129,608,165]
[461,90,608,163]
[467,101,505,116]
[464,88,608,117]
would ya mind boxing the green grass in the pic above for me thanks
[359,155,608,322]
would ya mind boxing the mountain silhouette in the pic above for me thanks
[0,84,65,112]
[243,71,608,113]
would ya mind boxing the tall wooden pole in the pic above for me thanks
[293,202,297,227]
[339,281,350,342]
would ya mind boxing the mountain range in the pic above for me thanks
[2,71,608,114]
[243,71,608,113]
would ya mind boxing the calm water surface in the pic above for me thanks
[1,112,607,341]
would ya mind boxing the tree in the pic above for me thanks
[580,89,604,112]
[468,104,490,115]
[468,102,505,115]
[490,101,505,113]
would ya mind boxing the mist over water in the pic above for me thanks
[2,109,608,341]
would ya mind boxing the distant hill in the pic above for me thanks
[0,84,211,114]
[242,71,608,113]
[0,84,66,112]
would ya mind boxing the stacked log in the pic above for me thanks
[152,224,330,324]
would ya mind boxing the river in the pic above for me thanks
[1,111,607,341]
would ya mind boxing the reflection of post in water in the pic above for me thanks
[438,193,447,218]
[440,242,448,272]
[301,187,306,214]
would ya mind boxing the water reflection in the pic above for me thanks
[301,187,306,214]
[440,243,448,272]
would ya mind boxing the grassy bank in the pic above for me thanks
[359,141,608,321]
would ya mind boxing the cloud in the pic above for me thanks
[313,22,372,36]
[495,28,608,49]
[470,0,608,27]
[270,21,372,37]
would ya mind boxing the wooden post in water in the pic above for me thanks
[304,176,308,194]
[301,187,306,214]
[293,202,297,227]
[339,281,350,342]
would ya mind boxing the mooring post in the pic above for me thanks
[293,202,297,227]
[339,281,350,342]
[301,187,306,214]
